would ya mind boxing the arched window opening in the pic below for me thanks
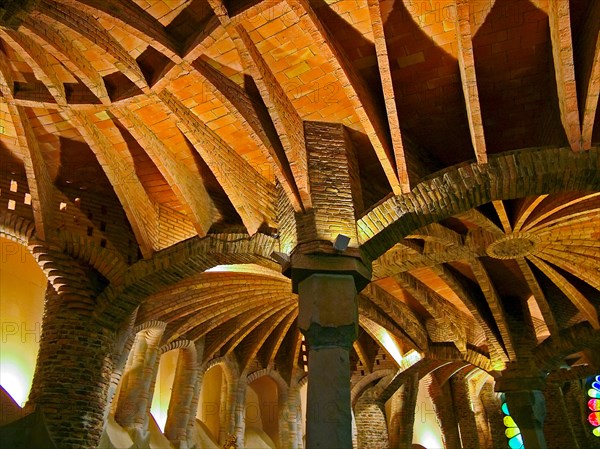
[245,376,279,448]
[0,237,46,424]
[501,395,524,449]
[197,364,227,445]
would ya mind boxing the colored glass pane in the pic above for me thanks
[593,426,600,437]
[508,434,524,449]
[505,427,520,438]
[589,399,600,412]
[596,376,600,383]
[589,412,600,427]
[501,402,509,415]
[593,381,600,391]
[504,416,517,428]
[589,388,600,399]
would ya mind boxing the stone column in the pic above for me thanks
[298,273,359,449]
[114,322,165,445]
[26,285,115,449]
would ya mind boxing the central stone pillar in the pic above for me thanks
[298,273,358,449]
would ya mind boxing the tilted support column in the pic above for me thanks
[503,389,547,449]
[115,323,166,445]
[26,285,116,449]
[165,344,200,449]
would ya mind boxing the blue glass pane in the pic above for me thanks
[508,434,524,449]
[592,381,600,391]
[595,375,600,383]
[502,403,510,415]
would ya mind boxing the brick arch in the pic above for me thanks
[0,210,36,245]
[351,369,395,406]
[94,232,279,329]
[247,368,289,394]
[160,339,194,354]
[53,229,129,285]
[359,146,600,261]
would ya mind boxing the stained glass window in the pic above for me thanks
[588,375,600,437]
[501,397,524,449]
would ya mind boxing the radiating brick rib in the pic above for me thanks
[21,15,110,103]
[191,57,303,211]
[521,192,600,232]
[454,0,487,164]
[456,209,503,235]
[237,311,296,373]
[360,285,429,352]
[220,302,294,358]
[111,105,214,237]
[512,195,549,233]
[432,264,508,365]
[548,0,582,151]
[3,110,54,241]
[395,272,470,349]
[232,304,295,373]
[263,309,297,368]
[165,287,290,342]
[287,0,401,195]
[535,249,600,291]
[58,0,180,59]
[353,339,373,374]
[157,88,276,235]
[527,207,600,232]
[407,223,463,248]
[233,25,310,209]
[469,258,517,360]
[516,257,560,337]
[67,109,158,258]
[528,255,599,329]
[491,200,512,234]
[366,0,409,192]
[38,0,147,90]
[201,300,294,363]
[0,28,67,105]
[577,0,600,150]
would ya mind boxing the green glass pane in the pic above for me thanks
[593,426,600,437]
[505,427,520,438]
[508,434,524,449]
[502,403,510,415]
[504,416,517,428]
[589,388,600,399]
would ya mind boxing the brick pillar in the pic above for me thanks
[479,382,505,449]
[397,372,419,449]
[299,273,359,449]
[26,285,115,449]
[562,380,600,448]
[503,389,547,449]
[451,372,480,449]
[283,382,303,449]
[226,378,247,446]
[354,382,389,449]
[105,309,138,421]
[543,382,579,449]
[469,378,493,449]
[114,322,165,444]
[165,344,200,449]
[427,375,461,449]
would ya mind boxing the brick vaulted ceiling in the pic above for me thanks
[0,0,599,378]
